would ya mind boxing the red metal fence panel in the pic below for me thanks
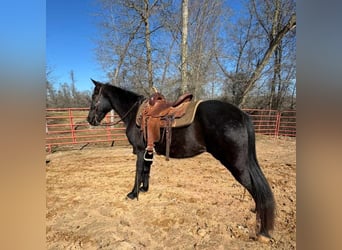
[243,109,280,136]
[46,108,296,152]
[278,110,296,137]
[46,108,128,153]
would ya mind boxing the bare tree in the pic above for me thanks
[144,0,154,90]
[110,22,143,85]
[185,0,226,99]
[126,0,157,90]
[239,0,296,107]
[95,0,141,86]
[46,68,91,108]
[46,66,58,107]
[216,11,254,105]
[96,0,169,93]
[216,0,296,108]
[180,0,189,94]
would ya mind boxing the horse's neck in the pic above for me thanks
[105,85,142,122]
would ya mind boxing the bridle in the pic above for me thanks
[93,86,140,126]
[93,86,104,125]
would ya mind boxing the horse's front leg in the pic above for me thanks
[127,151,145,200]
[140,156,153,192]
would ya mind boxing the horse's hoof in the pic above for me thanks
[257,234,271,243]
[126,192,137,200]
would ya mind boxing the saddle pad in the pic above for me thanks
[172,100,202,127]
[136,100,203,128]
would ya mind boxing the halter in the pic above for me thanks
[93,86,140,126]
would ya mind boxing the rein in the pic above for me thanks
[96,100,140,127]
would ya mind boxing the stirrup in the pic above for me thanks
[143,150,154,162]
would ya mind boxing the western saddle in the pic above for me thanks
[138,90,193,160]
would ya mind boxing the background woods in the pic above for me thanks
[47,0,296,110]
[46,70,91,108]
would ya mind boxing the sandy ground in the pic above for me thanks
[46,136,296,249]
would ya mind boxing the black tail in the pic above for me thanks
[245,114,275,237]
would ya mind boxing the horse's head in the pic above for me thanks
[87,79,112,126]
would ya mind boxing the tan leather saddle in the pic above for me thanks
[138,91,193,160]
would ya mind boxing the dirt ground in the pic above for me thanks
[46,135,296,249]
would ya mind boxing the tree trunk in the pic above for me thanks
[180,0,189,94]
[268,0,281,110]
[239,13,296,107]
[144,0,153,91]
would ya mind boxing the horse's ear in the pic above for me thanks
[90,78,101,87]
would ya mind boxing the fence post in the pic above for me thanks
[106,114,111,142]
[111,110,115,128]
[275,112,281,138]
[69,109,76,144]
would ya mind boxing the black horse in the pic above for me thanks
[87,79,275,240]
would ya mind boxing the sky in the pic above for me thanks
[47,0,103,92]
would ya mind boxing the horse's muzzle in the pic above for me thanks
[87,116,99,126]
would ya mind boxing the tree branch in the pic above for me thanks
[239,13,296,107]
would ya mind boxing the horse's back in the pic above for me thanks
[195,100,251,158]
[196,100,248,128]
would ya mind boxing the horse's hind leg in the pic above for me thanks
[221,155,275,240]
